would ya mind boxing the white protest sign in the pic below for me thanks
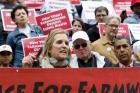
[45,0,73,21]
[128,24,140,40]
[81,1,117,20]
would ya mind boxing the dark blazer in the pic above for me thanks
[86,23,100,43]
[113,61,140,67]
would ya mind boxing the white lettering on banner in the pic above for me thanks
[55,22,67,27]
[43,26,54,31]
[38,41,44,44]
[50,13,62,18]
[33,47,40,52]
[42,17,50,21]
[6,13,10,16]
[40,14,66,26]
[27,44,43,49]
[47,21,61,26]
[29,41,38,45]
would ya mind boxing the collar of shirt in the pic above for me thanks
[101,36,114,46]
[119,61,133,68]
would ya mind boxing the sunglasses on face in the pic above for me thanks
[0,51,12,56]
[74,43,87,49]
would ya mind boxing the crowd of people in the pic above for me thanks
[0,0,140,68]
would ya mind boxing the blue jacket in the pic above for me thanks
[6,24,44,67]
[123,14,140,24]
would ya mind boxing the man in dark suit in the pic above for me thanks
[87,6,109,42]
[114,36,140,67]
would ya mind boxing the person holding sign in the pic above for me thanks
[22,28,71,68]
[22,48,42,68]
[91,16,121,64]
[123,0,140,24]
[114,36,140,67]
[40,28,71,68]
[6,5,43,67]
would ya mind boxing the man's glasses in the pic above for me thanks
[74,43,87,49]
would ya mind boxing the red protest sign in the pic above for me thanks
[98,23,106,36]
[1,9,37,31]
[113,0,133,16]
[19,0,45,9]
[22,36,46,56]
[0,68,140,92]
[71,0,80,5]
[98,23,131,42]
[36,9,72,35]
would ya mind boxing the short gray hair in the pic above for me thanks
[105,16,121,25]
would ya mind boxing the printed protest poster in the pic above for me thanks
[128,24,140,40]
[44,0,73,21]
[1,9,37,31]
[113,0,133,16]
[98,23,131,42]
[81,1,117,20]
[19,0,45,9]
[36,9,72,34]
[22,36,46,57]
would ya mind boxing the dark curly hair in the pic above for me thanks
[11,5,28,21]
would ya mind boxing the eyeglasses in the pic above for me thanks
[107,24,119,29]
[74,43,87,49]
[0,51,12,56]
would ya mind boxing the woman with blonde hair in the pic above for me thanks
[22,28,71,68]
[40,28,71,68]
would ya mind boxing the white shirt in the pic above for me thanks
[19,25,31,37]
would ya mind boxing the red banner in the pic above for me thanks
[22,36,46,57]
[1,9,37,31]
[0,68,140,92]
[36,9,72,35]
